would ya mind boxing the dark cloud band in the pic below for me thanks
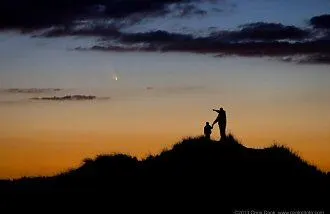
[1,1,329,62]
[310,14,330,29]
[0,0,215,29]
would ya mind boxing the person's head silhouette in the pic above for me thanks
[206,122,210,125]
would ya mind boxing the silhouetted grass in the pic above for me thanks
[0,134,328,212]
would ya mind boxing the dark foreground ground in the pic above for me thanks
[0,135,329,212]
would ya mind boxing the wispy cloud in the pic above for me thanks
[2,88,62,94]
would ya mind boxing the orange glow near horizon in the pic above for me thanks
[1,128,329,178]
[1,92,329,178]
[0,133,181,178]
[0,50,329,178]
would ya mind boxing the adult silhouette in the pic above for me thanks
[212,107,227,141]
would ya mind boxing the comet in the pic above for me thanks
[112,73,119,81]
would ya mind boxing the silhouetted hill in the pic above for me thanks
[1,135,329,212]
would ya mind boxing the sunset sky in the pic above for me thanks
[0,0,329,178]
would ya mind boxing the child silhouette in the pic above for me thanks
[204,122,213,139]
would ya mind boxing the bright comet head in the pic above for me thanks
[112,73,119,81]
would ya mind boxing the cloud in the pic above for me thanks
[279,54,330,65]
[83,37,330,60]
[226,22,309,41]
[44,21,310,42]
[108,22,314,53]
[164,40,330,56]
[170,3,207,18]
[30,95,110,101]
[2,3,329,64]
[120,30,194,44]
[298,54,330,64]
[0,0,86,29]
[78,26,330,62]
[41,24,121,38]
[42,16,328,61]
[2,88,62,93]
[310,14,330,29]
[0,0,220,30]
